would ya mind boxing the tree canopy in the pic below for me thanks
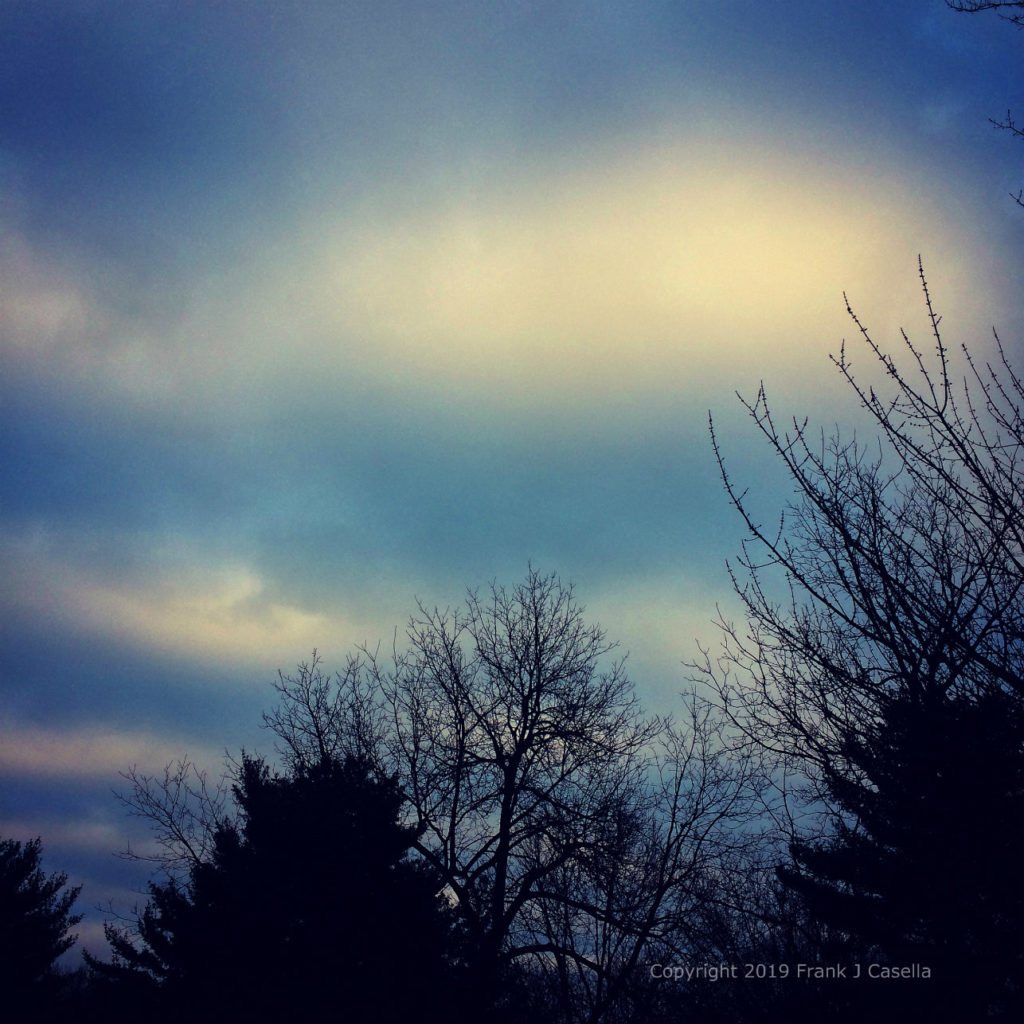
[0,835,82,1016]
[702,264,1024,1021]
[88,755,460,1023]
[264,568,759,1023]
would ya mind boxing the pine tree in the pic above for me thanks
[90,755,461,1022]
[703,267,1024,1021]
[0,835,82,1015]
[781,691,1024,1020]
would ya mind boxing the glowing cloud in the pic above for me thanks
[4,131,1008,428]
[224,136,1002,413]
[3,535,367,667]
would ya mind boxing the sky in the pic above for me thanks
[1,0,1022,962]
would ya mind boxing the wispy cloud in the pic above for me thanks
[0,721,220,781]
[3,532,381,668]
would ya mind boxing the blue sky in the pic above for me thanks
[2,0,1022,960]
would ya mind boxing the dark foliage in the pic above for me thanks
[88,755,461,1023]
[781,691,1024,1020]
[0,834,83,1017]
[703,266,1024,1021]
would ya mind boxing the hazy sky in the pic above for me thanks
[2,0,1022,960]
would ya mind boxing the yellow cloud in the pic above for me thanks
[3,131,1011,424]
[3,534,370,667]
[66,565,334,663]
[281,140,995,407]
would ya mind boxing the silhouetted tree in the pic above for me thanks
[947,0,1024,28]
[266,569,759,1023]
[0,835,82,1017]
[701,263,1024,1020]
[516,698,763,1024]
[110,755,229,885]
[780,690,1024,1020]
[90,755,459,1023]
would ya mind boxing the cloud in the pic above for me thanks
[63,564,331,664]
[2,530,376,668]
[0,232,112,355]
[0,722,219,782]
[5,123,1013,689]
[0,815,125,855]
[4,114,1019,735]
[5,128,1011,437]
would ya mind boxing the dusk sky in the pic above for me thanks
[2,0,1022,961]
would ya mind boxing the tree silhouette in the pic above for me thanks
[701,264,1024,1020]
[947,1,1024,28]
[780,690,1024,1020]
[90,755,460,1023]
[265,569,758,1023]
[0,835,82,1016]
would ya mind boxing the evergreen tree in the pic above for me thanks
[90,755,460,1022]
[781,691,1024,1021]
[703,267,1024,1021]
[0,835,82,1017]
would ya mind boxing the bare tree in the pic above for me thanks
[261,650,385,770]
[113,758,231,884]
[265,568,758,1022]
[700,262,1024,1019]
[704,259,1022,776]
[947,0,1024,27]
[515,698,764,1024]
